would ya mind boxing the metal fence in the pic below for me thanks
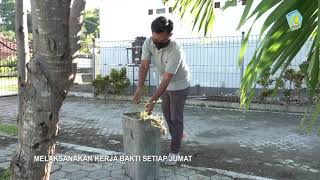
[0,34,313,104]
[90,34,312,103]
[0,37,18,97]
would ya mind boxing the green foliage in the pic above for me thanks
[283,89,291,103]
[284,68,295,83]
[278,67,306,102]
[257,68,274,100]
[282,67,295,101]
[292,70,305,98]
[92,67,131,95]
[145,0,320,132]
[260,89,273,100]
[83,9,99,37]
[0,56,17,67]
[0,0,15,31]
[235,0,319,109]
[92,74,105,95]
[0,0,32,33]
[0,56,17,76]
[169,0,319,108]
[0,167,11,180]
[164,0,215,36]
[80,9,99,55]
[229,0,319,132]
[0,30,15,41]
[80,34,94,55]
[257,68,274,88]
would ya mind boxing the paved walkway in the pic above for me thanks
[1,141,272,180]
[0,96,320,179]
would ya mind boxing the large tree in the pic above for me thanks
[11,0,86,179]
[169,0,320,132]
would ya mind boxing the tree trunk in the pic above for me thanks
[11,0,86,179]
[15,0,29,128]
[15,0,29,85]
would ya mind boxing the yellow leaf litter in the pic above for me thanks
[139,110,167,135]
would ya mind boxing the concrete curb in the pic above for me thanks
[67,91,311,114]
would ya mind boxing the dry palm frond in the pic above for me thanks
[139,111,167,135]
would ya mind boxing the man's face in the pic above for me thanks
[152,32,172,50]
[152,32,171,43]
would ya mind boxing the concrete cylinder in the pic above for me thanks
[122,112,161,180]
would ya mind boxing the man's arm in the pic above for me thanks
[137,60,150,88]
[133,38,151,104]
[149,72,174,103]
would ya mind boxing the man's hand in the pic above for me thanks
[132,87,143,104]
[145,100,155,115]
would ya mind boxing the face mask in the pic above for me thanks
[152,39,170,50]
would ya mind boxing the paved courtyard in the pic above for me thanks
[0,96,320,179]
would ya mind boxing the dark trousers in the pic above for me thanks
[161,87,189,154]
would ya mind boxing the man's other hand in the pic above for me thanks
[145,101,154,115]
[132,87,143,104]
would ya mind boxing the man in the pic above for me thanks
[132,16,190,165]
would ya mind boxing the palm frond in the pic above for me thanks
[166,0,215,36]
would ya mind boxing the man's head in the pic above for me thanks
[151,16,173,50]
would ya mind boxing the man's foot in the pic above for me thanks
[165,153,179,166]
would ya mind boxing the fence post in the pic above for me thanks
[92,39,96,97]
[240,32,245,89]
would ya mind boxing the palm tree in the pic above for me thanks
[167,0,320,133]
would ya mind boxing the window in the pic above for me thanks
[148,9,153,15]
[214,2,220,8]
[156,8,166,14]
[242,0,247,5]
[169,7,173,13]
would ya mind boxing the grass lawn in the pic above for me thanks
[0,77,18,92]
[0,124,17,136]
[0,77,17,83]
[0,84,18,92]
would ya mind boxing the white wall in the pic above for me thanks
[99,0,155,40]
[212,0,266,36]
[97,0,302,90]
[99,0,268,40]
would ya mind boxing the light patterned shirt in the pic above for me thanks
[141,37,190,91]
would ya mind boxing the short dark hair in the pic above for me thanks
[151,16,173,34]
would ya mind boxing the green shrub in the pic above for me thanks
[292,70,304,98]
[283,68,295,83]
[0,56,17,76]
[93,67,130,95]
[257,67,274,101]
[260,89,273,99]
[0,167,11,180]
[0,30,16,41]
[282,67,296,103]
